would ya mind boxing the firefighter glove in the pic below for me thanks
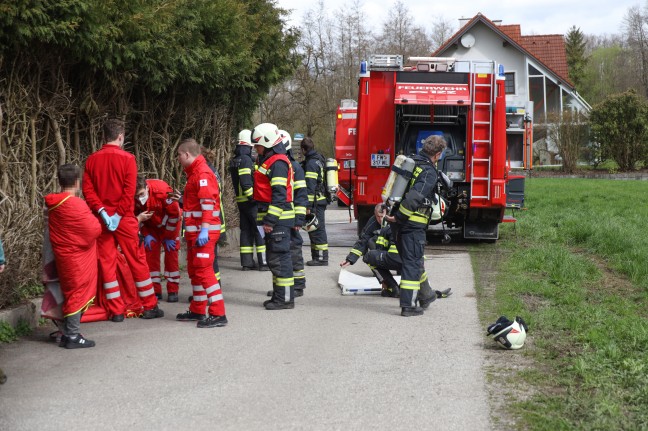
[108,213,122,232]
[196,227,209,247]
[143,235,156,251]
[163,239,176,252]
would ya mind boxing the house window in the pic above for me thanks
[504,72,516,94]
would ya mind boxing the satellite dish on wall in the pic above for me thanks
[460,33,475,48]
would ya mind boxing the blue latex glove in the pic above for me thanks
[143,235,156,251]
[108,213,122,232]
[163,239,176,252]
[98,208,112,228]
[195,227,209,247]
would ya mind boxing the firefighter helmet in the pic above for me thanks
[251,123,282,149]
[238,129,252,146]
[302,213,319,232]
[487,316,528,350]
[278,129,292,150]
[430,194,448,222]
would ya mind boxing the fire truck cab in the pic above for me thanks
[353,54,512,240]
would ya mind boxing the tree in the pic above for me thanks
[374,1,431,59]
[0,0,298,307]
[624,5,648,98]
[589,90,648,171]
[547,111,589,173]
[430,17,456,52]
[565,26,588,90]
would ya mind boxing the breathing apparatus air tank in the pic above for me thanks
[381,155,416,204]
[325,158,339,193]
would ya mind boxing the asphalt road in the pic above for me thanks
[0,207,491,430]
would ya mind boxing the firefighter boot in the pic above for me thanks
[307,250,328,266]
[401,306,424,317]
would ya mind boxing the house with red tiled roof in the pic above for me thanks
[432,13,591,166]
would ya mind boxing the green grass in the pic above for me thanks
[478,178,648,430]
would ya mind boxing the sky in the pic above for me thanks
[276,0,642,37]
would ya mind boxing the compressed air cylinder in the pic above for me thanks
[381,155,415,203]
[325,158,339,192]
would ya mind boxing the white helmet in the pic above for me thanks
[238,129,252,146]
[430,194,448,222]
[278,129,291,150]
[302,213,318,232]
[251,123,282,149]
[487,316,528,350]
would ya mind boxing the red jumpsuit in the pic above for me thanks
[183,155,226,317]
[44,193,102,317]
[83,144,158,316]
[135,179,181,295]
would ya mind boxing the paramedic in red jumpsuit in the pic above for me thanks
[135,176,181,303]
[82,118,164,322]
[175,138,228,328]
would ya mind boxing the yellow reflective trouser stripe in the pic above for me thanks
[240,246,254,253]
[400,280,420,290]
[294,270,305,279]
[305,172,318,179]
[351,249,362,256]
[273,276,294,286]
[270,177,288,187]
[313,243,328,251]
[257,245,266,252]
[295,206,307,215]
[236,196,248,202]
[420,271,428,283]
[294,180,306,188]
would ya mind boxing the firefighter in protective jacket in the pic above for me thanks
[300,137,329,266]
[230,129,267,270]
[385,135,447,317]
[281,130,308,296]
[134,176,181,303]
[175,138,227,328]
[252,123,296,310]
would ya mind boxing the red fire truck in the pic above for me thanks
[334,100,358,206]
[352,54,515,240]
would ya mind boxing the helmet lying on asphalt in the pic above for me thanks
[486,315,528,350]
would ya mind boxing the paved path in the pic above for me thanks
[0,208,491,430]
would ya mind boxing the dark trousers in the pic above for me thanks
[393,223,428,308]
[266,225,294,303]
[290,227,306,290]
[238,202,266,267]
[308,204,328,258]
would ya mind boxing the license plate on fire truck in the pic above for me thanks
[370,153,390,167]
